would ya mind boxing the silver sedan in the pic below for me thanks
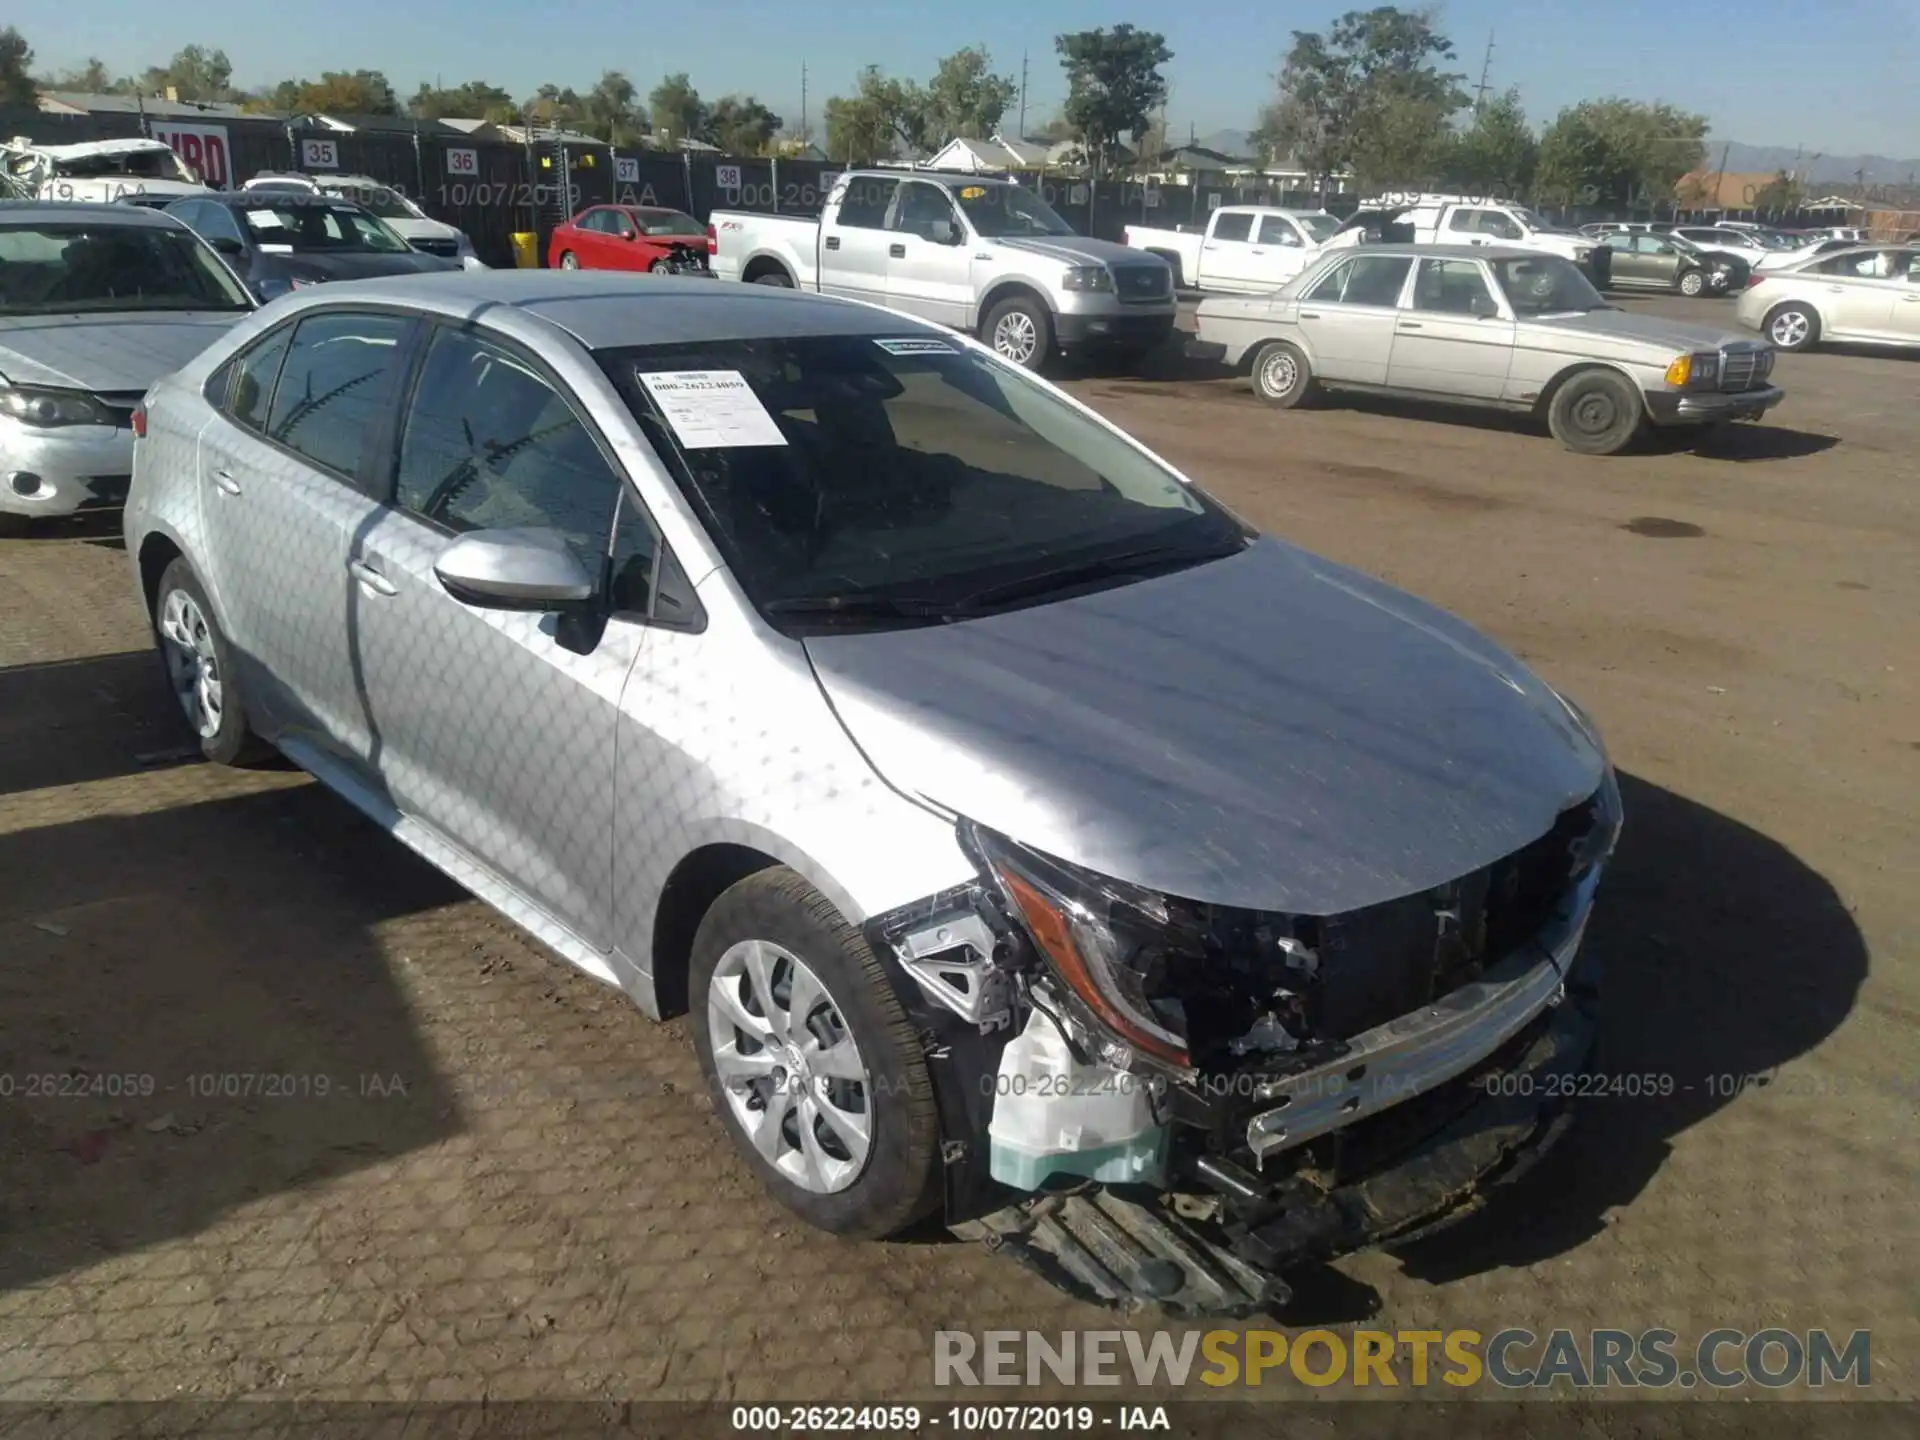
[1735,244,1920,352]
[124,272,1618,1307]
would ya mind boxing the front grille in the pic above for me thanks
[410,237,460,257]
[1720,349,1761,391]
[82,474,131,504]
[1114,264,1171,303]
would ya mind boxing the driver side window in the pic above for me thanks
[890,182,958,242]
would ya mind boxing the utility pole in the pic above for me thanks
[799,61,808,143]
[1473,31,1495,113]
[1018,51,1029,140]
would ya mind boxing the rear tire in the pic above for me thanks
[689,868,941,1239]
[752,268,794,288]
[151,559,273,766]
[1547,369,1646,456]
[981,293,1053,371]
[558,251,579,270]
[1249,340,1316,409]
[1764,302,1818,351]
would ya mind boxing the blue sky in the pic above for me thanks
[13,0,1919,158]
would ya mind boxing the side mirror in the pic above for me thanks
[620,229,638,241]
[210,235,245,256]
[1470,295,1500,319]
[433,527,595,611]
[928,218,958,245]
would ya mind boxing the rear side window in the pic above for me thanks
[1211,213,1254,242]
[1304,255,1413,307]
[1255,215,1301,247]
[265,311,412,477]
[228,326,294,431]
[835,177,899,230]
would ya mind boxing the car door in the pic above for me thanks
[819,176,898,306]
[1385,258,1514,399]
[195,309,415,776]
[1295,253,1415,384]
[1198,211,1258,290]
[1893,253,1920,340]
[346,322,645,949]
[1814,250,1902,339]
[1628,234,1683,288]
[885,180,971,326]
[1250,214,1313,289]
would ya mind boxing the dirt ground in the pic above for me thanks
[0,294,1914,1407]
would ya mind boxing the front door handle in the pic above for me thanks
[1299,311,1321,320]
[888,242,906,258]
[824,235,840,251]
[211,468,241,496]
[1397,322,1424,331]
[348,560,397,597]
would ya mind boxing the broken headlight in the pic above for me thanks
[964,823,1318,1075]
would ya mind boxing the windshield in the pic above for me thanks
[1295,212,1341,243]
[597,335,1245,625]
[1508,205,1572,235]
[637,210,705,238]
[951,183,1076,238]
[1492,255,1607,316]
[0,221,253,315]
[241,203,412,253]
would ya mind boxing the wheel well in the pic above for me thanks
[1143,249,1185,287]
[741,255,793,285]
[1243,336,1298,377]
[977,280,1051,331]
[648,843,781,1016]
[137,533,183,621]
[1534,362,1648,421]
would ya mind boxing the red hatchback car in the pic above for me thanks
[547,205,711,272]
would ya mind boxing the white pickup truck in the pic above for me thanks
[1324,193,1610,286]
[1123,205,1340,293]
[709,170,1177,370]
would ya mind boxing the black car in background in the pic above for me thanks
[160,193,457,301]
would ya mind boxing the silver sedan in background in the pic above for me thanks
[1736,244,1920,351]
[124,272,1618,1311]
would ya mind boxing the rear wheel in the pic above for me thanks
[689,868,941,1239]
[1764,303,1818,351]
[981,294,1053,371]
[152,559,272,766]
[752,268,794,288]
[1547,369,1646,456]
[1249,340,1316,409]
[558,251,579,270]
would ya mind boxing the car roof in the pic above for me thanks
[0,200,184,229]
[1327,242,1547,262]
[198,192,368,209]
[284,271,952,350]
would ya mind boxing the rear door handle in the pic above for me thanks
[211,468,241,496]
[888,242,906,258]
[349,559,397,597]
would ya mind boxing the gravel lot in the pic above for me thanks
[1,293,1914,1405]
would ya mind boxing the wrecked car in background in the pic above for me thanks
[124,272,1621,1315]
[3,136,214,205]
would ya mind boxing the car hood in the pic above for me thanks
[265,250,461,282]
[805,537,1606,915]
[995,235,1164,270]
[1522,308,1757,352]
[0,311,247,391]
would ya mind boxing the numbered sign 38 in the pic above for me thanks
[715,164,742,193]
[447,148,480,178]
[300,138,338,171]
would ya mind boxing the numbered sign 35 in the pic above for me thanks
[715,164,742,192]
[447,148,480,177]
[615,156,640,184]
[300,138,339,170]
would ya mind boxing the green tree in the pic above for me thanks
[578,70,647,145]
[410,79,516,122]
[272,70,399,116]
[1346,85,1454,191]
[1054,24,1173,174]
[706,95,782,155]
[648,72,708,143]
[1253,6,1465,191]
[823,90,893,164]
[140,44,234,102]
[1442,87,1538,195]
[923,46,1017,142]
[41,56,118,93]
[1534,97,1707,208]
[0,27,35,107]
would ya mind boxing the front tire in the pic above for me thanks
[1764,302,1818,351]
[152,559,271,766]
[690,868,941,1239]
[1249,340,1316,408]
[649,258,671,274]
[981,294,1053,371]
[1547,370,1646,456]
[1678,269,1706,297]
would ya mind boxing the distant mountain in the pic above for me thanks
[1192,128,1255,160]
[1711,141,1920,186]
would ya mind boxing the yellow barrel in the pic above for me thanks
[510,232,540,269]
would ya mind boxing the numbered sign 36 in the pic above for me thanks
[300,138,339,170]
[615,156,640,184]
[447,148,480,177]
[715,164,742,192]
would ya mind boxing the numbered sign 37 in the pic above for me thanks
[615,156,640,184]
[300,138,338,171]
[447,148,480,177]
[715,164,742,192]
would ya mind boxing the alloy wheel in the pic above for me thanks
[993,311,1039,366]
[158,588,222,739]
[1769,311,1810,348]
[706,938,873,1195]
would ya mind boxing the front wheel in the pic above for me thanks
[649,258,671,274]
[1249,340,1317,408]
[690,868,941,1239]
[1764,303,1819,351]
[1678,269,1706,297]
[981,294,1054,371]
[1547,370,1647,456]
[152,559,272,766]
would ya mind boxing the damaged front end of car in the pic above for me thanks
[863,768,1623,1316]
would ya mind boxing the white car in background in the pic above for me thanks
[2,136,213,205]
[1736,243,1920,351]
[240,172,485,268]
[1123,205,1340,293]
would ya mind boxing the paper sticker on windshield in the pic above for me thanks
[257,243,294,254]
[246,209,287,226]
[874,337,959,356]
[959,187,986,200]
[638,370,787,450]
